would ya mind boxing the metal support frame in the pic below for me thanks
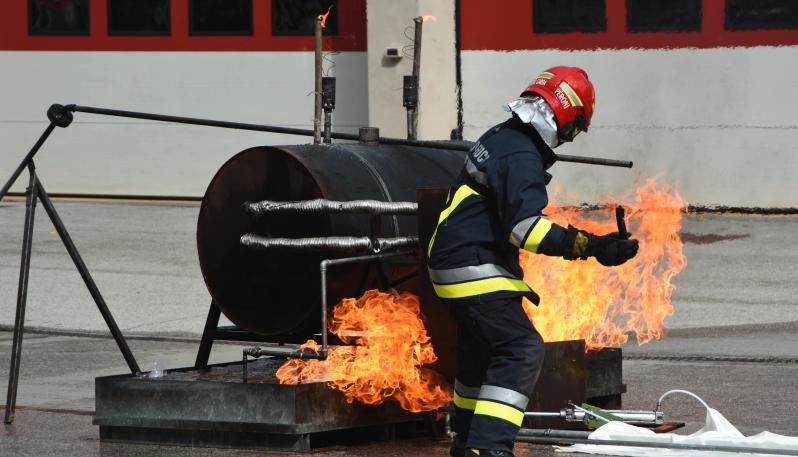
[1,115,140,424]
[241,251,415,383]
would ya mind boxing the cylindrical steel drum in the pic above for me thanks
[197,143,464,338]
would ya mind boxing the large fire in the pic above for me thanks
[278,179,686,408]
[276,289,451,412]
[521,178,687,349]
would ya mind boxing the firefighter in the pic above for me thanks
[428,66,639,457]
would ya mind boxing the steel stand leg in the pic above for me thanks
[195,301,221,369]
[0,124,55,201]
[5,166,39,424]
[35,181,140,375]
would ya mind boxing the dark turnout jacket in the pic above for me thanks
[427,116,572,304]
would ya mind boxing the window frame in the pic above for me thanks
[626,0,702,33]
[532,0,607,34]
[725,0,798,31]
[28,0,91,36]
[107,0,171,36]
[189,0,254,36]
[270,0,339,36]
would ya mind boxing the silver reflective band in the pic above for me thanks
[465,158,489,186]
[428,264,516,285]
[478,384,530,411]
[455,379,481,398]
[510,216,541,247]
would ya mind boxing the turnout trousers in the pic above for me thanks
[448,294,545,453]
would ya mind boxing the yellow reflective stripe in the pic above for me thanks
[433,276,530,299]
[437,185,479,225]
[427,185,481,256]
[539,71,554,79]
[560,81,583,108]
[453,392,477,411]
[523,218,553,253]
[474,399,525,426]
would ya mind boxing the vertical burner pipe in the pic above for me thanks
[313,17,323,144]
[410,16,423,139]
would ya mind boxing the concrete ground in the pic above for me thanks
[1,199,798,456]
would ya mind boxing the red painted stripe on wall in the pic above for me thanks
[0,0,366,51]
[461,0,798,50]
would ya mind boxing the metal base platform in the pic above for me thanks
[94,357,422,451]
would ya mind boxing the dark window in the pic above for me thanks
[272,0,338,36]
[108,0,169,35]
[190,0,253,35]
[533,0,606,33]
[29,0,90,35]
[726,0,798,30]
[627,0,701,32]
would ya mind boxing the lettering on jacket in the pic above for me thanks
[470,141,490,163]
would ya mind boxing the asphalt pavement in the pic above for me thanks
[1,199,797,456]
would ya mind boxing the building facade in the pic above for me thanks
[2,0,797,207]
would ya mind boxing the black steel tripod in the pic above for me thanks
[0,105,140,424]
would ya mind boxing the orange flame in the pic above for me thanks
[317,5,333,29]
[276,289,451,412]
[278,180,685,412]
[520,178,687,350]
[417,15,437,23]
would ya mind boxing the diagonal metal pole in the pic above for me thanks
[35,181,140,374]
[0,123,56,201]
[5,165,39,424]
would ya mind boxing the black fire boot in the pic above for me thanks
[450,437,466,457]
[466,449,514,457]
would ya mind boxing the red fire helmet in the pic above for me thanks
[521,66,595,142]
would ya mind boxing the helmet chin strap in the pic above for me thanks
[503,95,560,149]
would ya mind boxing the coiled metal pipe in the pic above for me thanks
[244,198,418,216]
[240,234,419,253]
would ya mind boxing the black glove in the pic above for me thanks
[563,226,639,266]
[588,232,639,266]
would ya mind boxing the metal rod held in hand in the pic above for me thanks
[615,205,629,239]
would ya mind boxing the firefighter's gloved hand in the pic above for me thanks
[588,232,639,266]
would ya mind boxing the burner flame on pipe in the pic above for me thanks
[521,178,687,350]
[317,6,333,29]
[276,289,451,412]
[417,15,437,22]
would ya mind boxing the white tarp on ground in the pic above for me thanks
[557,408,798,457]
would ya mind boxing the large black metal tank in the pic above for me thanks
[197,143,464,339]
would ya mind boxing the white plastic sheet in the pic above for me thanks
[556,408,798,457]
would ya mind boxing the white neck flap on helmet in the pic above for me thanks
[503,95,559,149]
